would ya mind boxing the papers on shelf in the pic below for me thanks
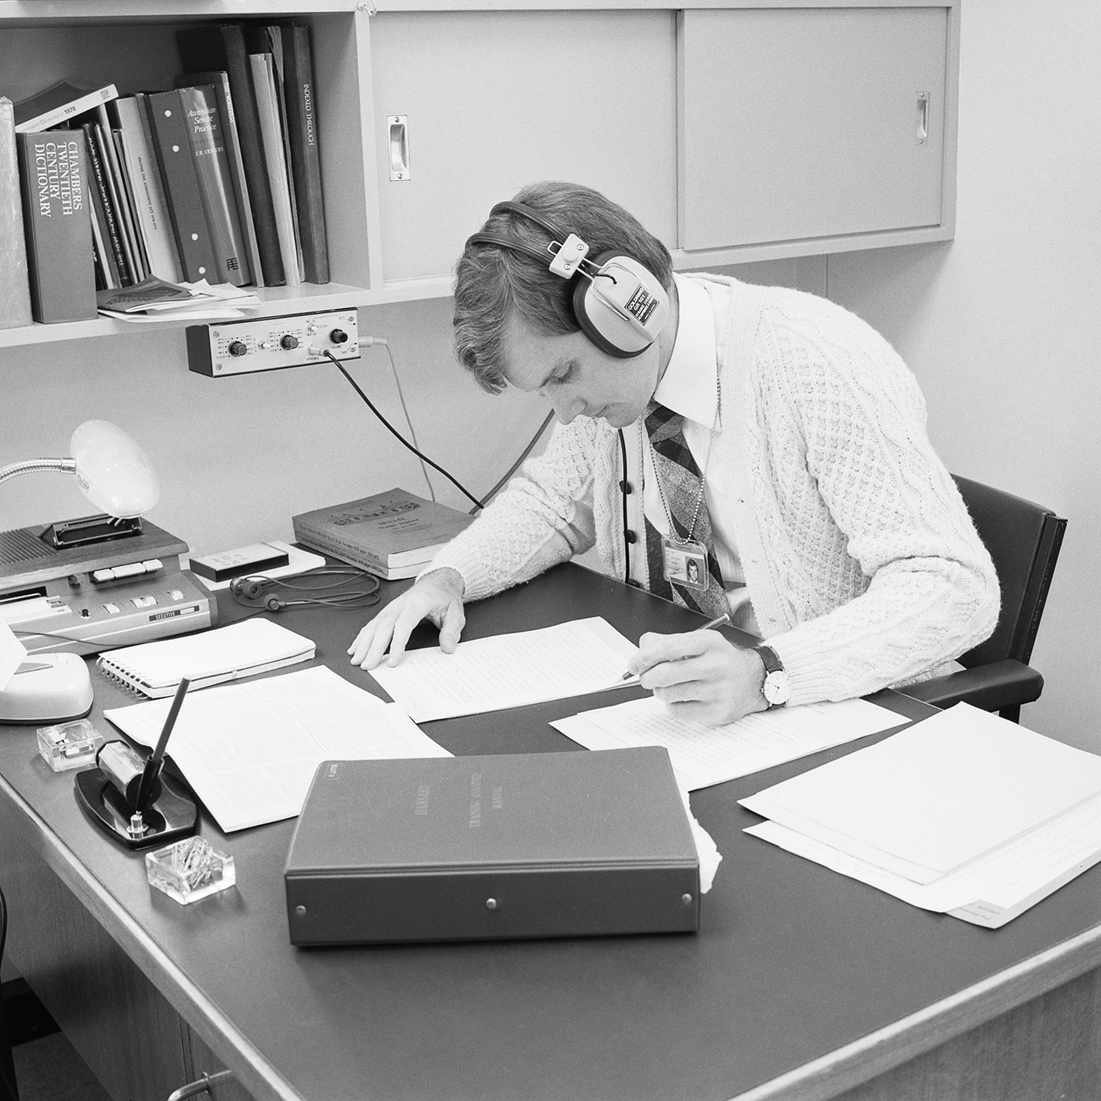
[740,703,1101,927]
[366,617,637,722]
[96,277,262,322]
[551,694,902,791]
[103,666,450,832]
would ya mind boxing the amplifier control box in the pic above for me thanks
[187,308,360,376]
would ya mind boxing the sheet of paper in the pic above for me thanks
[740,703,1101,880]
[367,617,637,722]
[550,694,902,791]
[0,617,27,692]
[104,666,450,832]
[746,788,1101,927]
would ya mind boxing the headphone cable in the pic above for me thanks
[324,350,485,512]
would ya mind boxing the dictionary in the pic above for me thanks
[17,131,97,323]
[284,746,700,945]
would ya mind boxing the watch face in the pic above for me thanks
[763,670,791,706]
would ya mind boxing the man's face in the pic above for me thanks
[500,314,660,429]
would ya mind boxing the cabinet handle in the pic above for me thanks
[916,91,930,145]
[388,115,410,181]
[166,1070,234,1101]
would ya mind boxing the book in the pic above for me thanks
[111,95,183,282]
[250,51,300,288]
[80,122,133,286]
[285,747,699,944]
[145,88,221,283]
[16,131,97,323]
[90,106,146,284]
[281,23,329,284]
[0,98,33,328]
[175,71,261,287]
[175,83,251,286]
[176,22,286,286]
[292,488,474,580]
[96,617,315,698]
[13,79,118,134]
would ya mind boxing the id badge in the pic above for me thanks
[662,537,709,591]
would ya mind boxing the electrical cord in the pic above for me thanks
[365,337,436,502]
[324,349,486,512]
[327,347,556,514]
[478,407,555,504]
[228,565,380,615]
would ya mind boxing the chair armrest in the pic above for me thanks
[897,659,1044,713]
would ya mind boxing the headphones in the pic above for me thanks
[465,201,670,359]
[229,567,381,614]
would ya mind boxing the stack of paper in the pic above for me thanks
[96,276,261,322]
[104,665,450,832]
[741,703,1101,927]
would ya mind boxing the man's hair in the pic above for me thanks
[452,181,674,394]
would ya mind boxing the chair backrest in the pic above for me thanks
[954,474,1066,670]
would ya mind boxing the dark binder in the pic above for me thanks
[176,21,286,286]
[145,88,220,283]
[175,83,250,286]
[281,23,328,283]
[284,746,701,945]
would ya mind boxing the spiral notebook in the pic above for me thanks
[96,618,316,697]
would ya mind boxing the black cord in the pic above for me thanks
[479,408,555,504]
[324,350,486,512]
[228,565,380,614]
[618,428,631,585]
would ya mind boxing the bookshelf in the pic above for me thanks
[0,0,959,349]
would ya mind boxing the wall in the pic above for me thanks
[826,0,1101,750]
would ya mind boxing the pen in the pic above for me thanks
[134,675,191,811]
[620,612,732,681]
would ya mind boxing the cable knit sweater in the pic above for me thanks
[429,274,1000,706]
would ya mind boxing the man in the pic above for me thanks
[349,181,999,726]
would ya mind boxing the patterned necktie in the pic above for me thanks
[643,400,729,619]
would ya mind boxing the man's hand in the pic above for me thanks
[628,629,768,726]
[348,568,466,670]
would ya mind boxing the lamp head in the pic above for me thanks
[70,420,159,519]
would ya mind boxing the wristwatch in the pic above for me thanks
[755,644,791,708]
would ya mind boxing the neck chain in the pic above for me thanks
[639,372,722,546]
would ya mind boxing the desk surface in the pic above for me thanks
[3,564,1101,1101]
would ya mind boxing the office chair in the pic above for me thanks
[899,475,1066,723]
[0,885,18,1101]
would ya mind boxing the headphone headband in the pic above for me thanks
[464,197,670,358]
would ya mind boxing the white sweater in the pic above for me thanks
[429,275,1000,706]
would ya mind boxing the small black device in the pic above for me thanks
[466,201,670,358]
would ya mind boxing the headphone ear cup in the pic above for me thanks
[572,252,669,358]
[264,595,283,612]
[572,276,631,358]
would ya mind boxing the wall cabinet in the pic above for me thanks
[0,0,958,351]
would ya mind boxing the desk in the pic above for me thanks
[1,563,1100,1101]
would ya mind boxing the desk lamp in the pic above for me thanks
[0,421,159,723]
[0,418,159,530]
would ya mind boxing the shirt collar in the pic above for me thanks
[652,273,718,429]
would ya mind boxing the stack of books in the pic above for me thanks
[2,20,328,326]
[292,488,475,581]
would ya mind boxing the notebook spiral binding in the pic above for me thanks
[96,657,147,696]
